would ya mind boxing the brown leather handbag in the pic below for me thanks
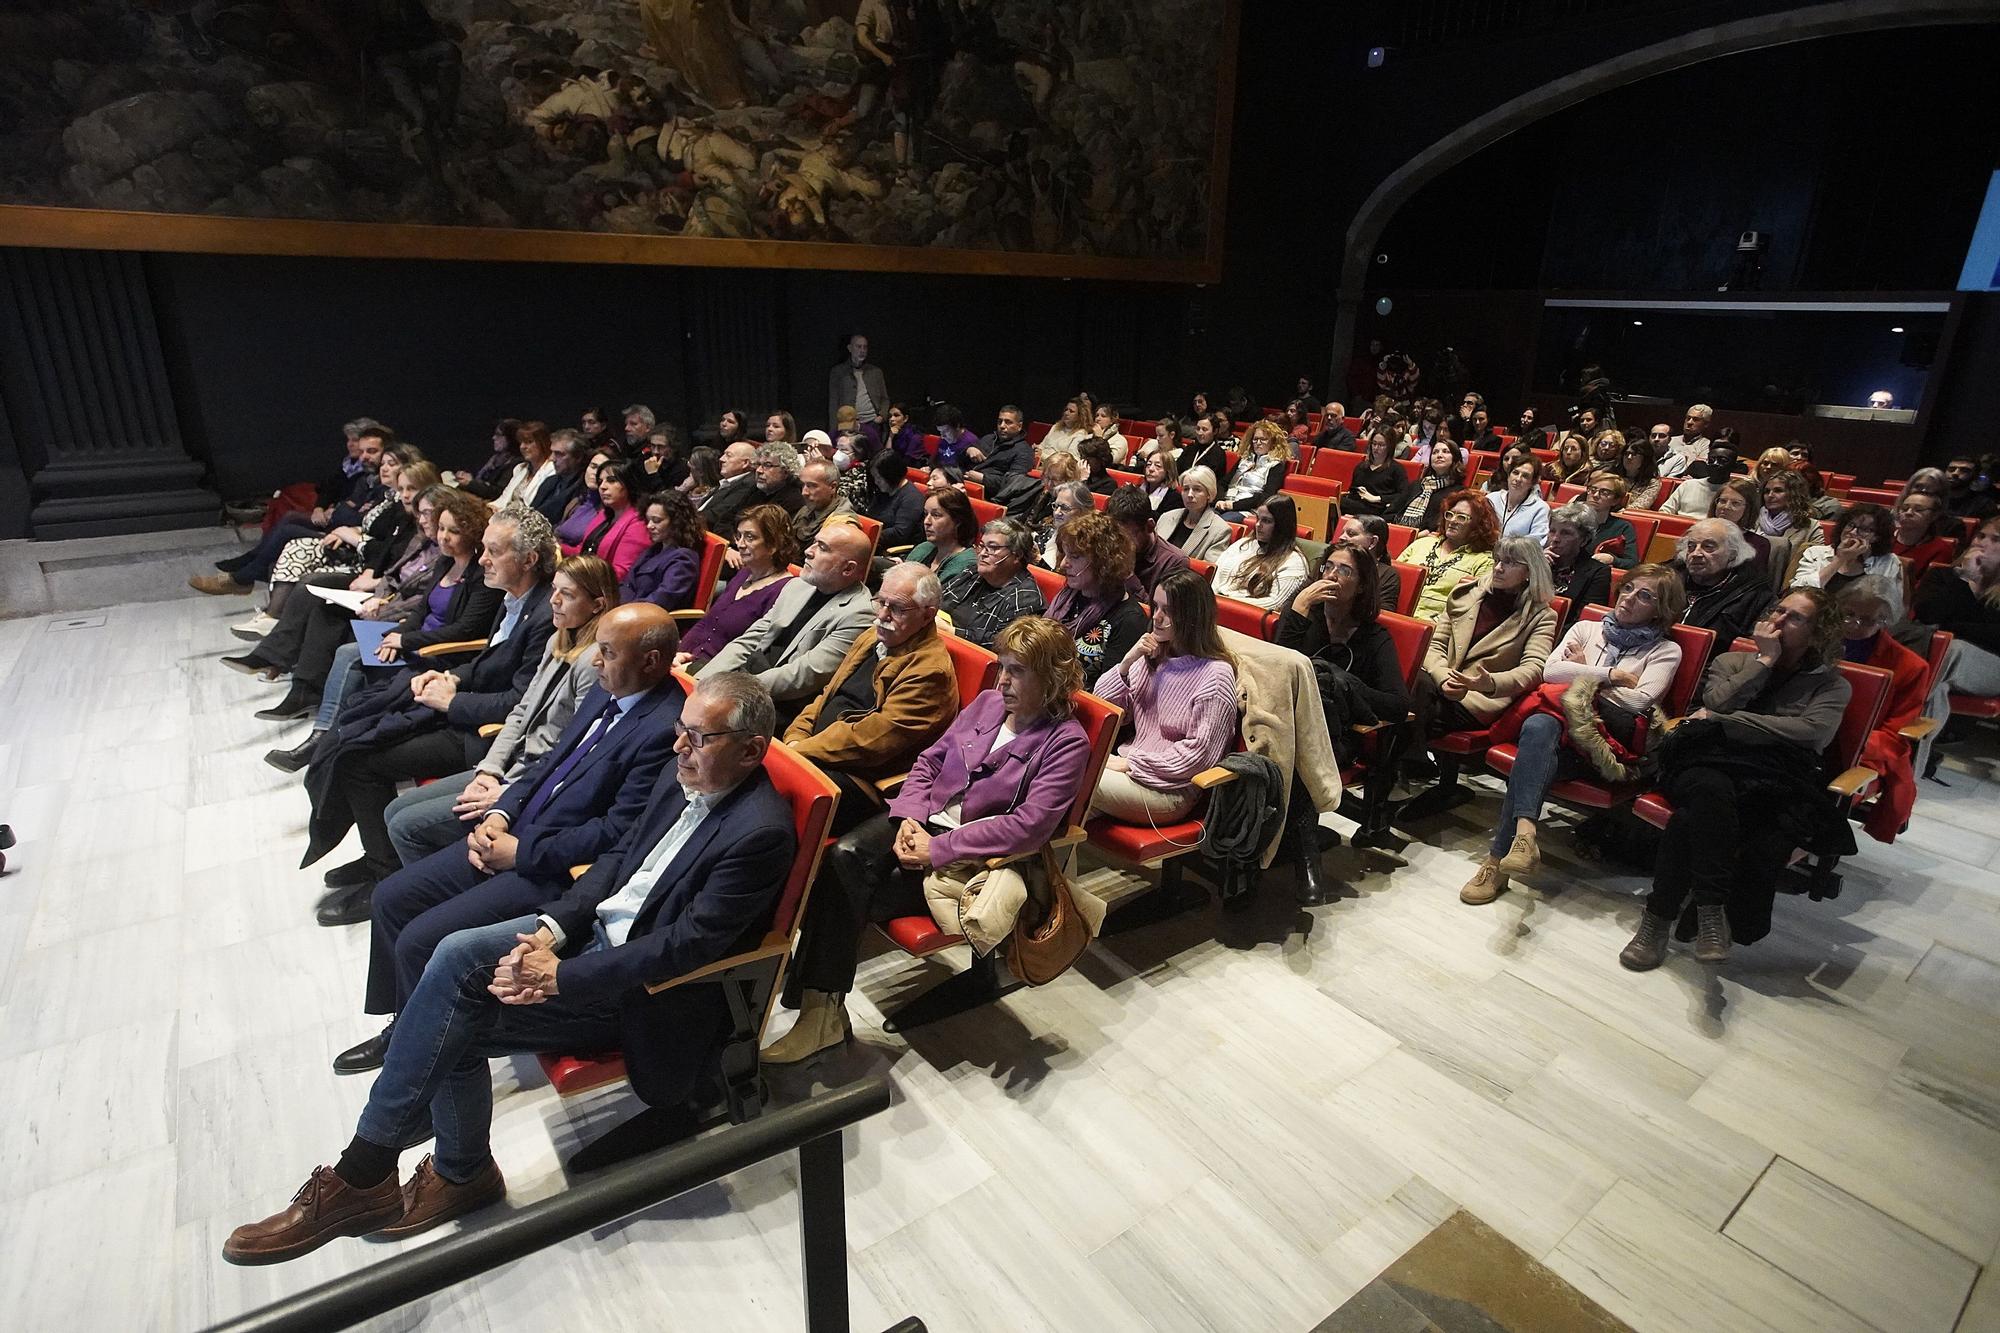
[1007,847,1092,986]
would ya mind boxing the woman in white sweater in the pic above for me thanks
[1461,562,1688,905]
[1790,502,1904,622]
[1211,495,1311,611]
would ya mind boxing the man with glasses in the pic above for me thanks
[783,564,958,833]
[942,519,1047,648]
[225,673,798,1261]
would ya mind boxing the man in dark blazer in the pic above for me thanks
[224,674,797,1266]
[303,509,558,908]
[332,604,688,1076]
[527,429,588,527]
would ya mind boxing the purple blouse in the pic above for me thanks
[556,496,603,551]
[680,568,793,661]
[422,576,455,631]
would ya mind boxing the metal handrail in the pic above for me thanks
[205,1076,895,1333]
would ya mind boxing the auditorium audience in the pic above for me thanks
[1913,515,2000,771]
[763,616,1091,1066]
[1039,479,1096,568]
[528,431,588,527]
[1618,437,1664,510]
[696,522,875,717]
[195,426,389,595]
[941,519,1047,648]
[1178,412,1231,481]
[238,454,432,638]
[963,405,1033,487]
[1334,513,1403,613]
[1757,467,1826,589]
[1792,503,1902,620]
[882,402,927,467]
[783,563,958,834]
[224,674,796,1264]
[1945,454,1998,521]
[1581,473,1641,569]
[1543,502,1612,632]
[620,490,706,610]
[458,419,525,498]
[1620,589,1849,969]
[698,441,760,528]
[1038,397,1093,462]
[1838,579,1927,844]
[764,410,799,445]
[1486,455,1551,541]
[1315,402,1356,453]
[1078,437,1119,495]
[1109,485,1191,595]
[676,505,796,668]
[1654,405,1714,478]
[1157,466,1233,561]
[337,602,686,1070]
[1092,570,1239,824]
[553,448,608,550]
[1671,518,1774,656]
[1400,490,1498,622]
[1276,542,1409,847]
[932,404,976,467]
[1219,420,1292,521]
[1090,402,1129,463]
[905,487,979,580]
[1548,435,1592,487]
[791,458,856,547]
[301,506,559,907]
[1212,495,1310,612]
[1460,564,1686,905]
[382,555,614,871]
[1710,476,1773,571]
[681,445,722,507]
[1051,511,1149,679]
[1657,440,1738,516]
[1398,438,1468,531]
[1590,430,1625,470]
[865,449,927,550]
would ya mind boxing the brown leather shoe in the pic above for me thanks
[189,572,251,595]
[375,1154,506,1240]
[222,1165,403,1265]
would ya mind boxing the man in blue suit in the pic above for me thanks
[225,673,797,1265]
[330,602,689,1076]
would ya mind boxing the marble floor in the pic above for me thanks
[1,592,1997,1333]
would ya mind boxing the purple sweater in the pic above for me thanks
[890,689,1091,867]
[1092,654,1238,793]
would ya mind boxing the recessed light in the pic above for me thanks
[1891,326,1905,333]
[1631,320,1643,326]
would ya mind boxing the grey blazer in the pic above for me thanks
[1158,507,1235,563]
[697,578,873,704]
[476,641,603,784]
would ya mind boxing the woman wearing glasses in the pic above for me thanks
[1460,564,1686,905]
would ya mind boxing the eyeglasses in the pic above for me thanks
[1619,586,1658,604]
[872,597,920,618]
[1322,561,1359,579]
[675,722,746,750]
[975,541,1012,555]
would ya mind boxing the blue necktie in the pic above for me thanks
[519,695,622,827]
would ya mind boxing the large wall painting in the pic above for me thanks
[0,0,1237,279]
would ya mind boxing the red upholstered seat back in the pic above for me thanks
[1066,692,1124,829]
[693,532,729,612]
[1215,595,1273,640]
[763,742,840,942]
[1028,563,1065,606]
[1386,524,1416,557]
[1390,562,1422,616]
[941,633,1000,709]
[968,497,1004,526]
[1376,610,1434,689]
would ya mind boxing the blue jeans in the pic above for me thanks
[385,768,481,866]
[316,643,364,730]
[355,914,622,1181]
[1490,712,1562,858]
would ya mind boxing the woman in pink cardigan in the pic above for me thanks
[1462,562,1687,905]
[568,459,650,579]
[1091,569,1239,823]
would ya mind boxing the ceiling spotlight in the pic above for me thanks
[1631,320,1643,326]
[1891,326,1905,333]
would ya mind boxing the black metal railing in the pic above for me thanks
[205,1076,905,1333]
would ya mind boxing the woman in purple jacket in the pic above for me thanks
[763,615,1093,1065]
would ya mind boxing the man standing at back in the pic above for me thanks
[829,332,888,434]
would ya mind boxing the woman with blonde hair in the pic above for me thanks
[766,614,1094,1065]
[1756,466,1825,589]
[1218,419,1292,521]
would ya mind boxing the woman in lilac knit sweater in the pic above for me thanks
[1091,570,1241,822]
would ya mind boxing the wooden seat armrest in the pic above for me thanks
[872,772,909,796]
[982,826,1085,870]
[1190,767,1237,790]
[1898,717,1941,743]
[569,863,591,881]
[1827,766,1879,799]
[885,544,915,557]
[1659,715,1686,733]
[667,608,706,623]
[644,934,789,994]
[418,638,488,658]
[478,723,504,738]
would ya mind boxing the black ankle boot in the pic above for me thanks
[255,684,317,722]
[1290,805,1335,906]
[264,730,324,773]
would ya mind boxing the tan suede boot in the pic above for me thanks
[1496,825,1541,876]
[759,990,851,1066]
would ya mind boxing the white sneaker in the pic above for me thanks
[231,613,278,641]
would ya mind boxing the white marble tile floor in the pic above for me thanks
[0,590,1996,1331]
